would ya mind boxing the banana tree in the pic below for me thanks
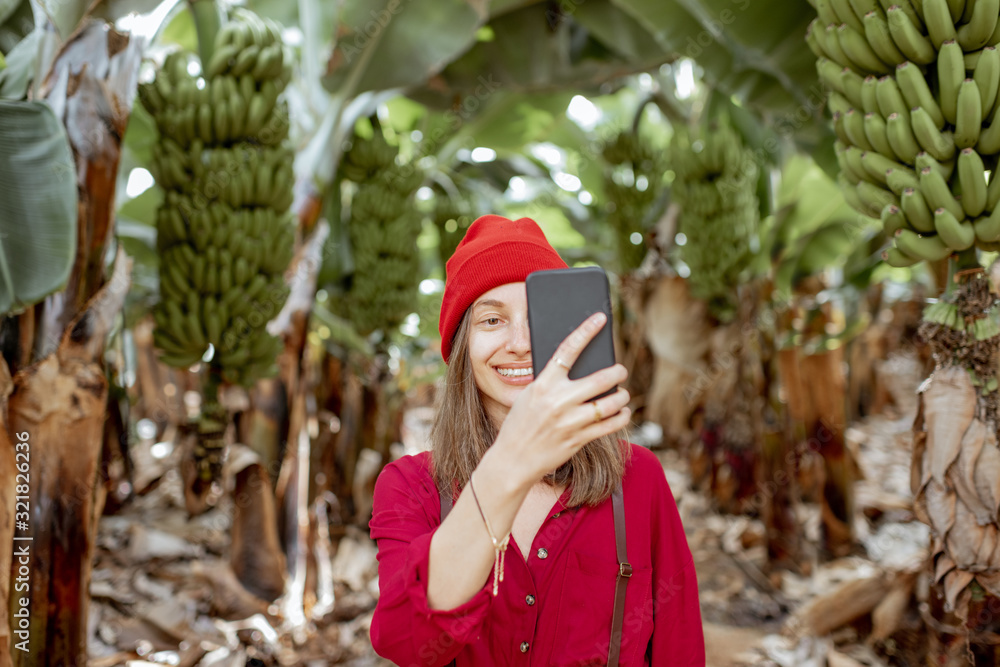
[0,0,146,661]
[805,0,1000,659]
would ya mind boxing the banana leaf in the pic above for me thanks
[0,100,77,315]
[320,0,488,96]
[0,0,32,55]
[407,1,673,107]
[611,0,819,117]
[0,28,39,100]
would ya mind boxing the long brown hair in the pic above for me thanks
[430,310,632,507]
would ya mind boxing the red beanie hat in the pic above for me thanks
[439,215,568,363]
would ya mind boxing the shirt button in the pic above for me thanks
[520,641,530,652]
[537,548,548,559]
[552,512,561,518]
[526,594,535,606]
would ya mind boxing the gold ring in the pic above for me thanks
[593,402,603,423]
[555,357,571,371]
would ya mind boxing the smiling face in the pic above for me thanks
[467,282,534,427]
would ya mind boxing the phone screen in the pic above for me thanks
[526,266,616,400]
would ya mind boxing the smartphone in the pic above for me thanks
[526,266,616,400]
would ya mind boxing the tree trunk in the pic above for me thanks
[800,348,854,558]
[8,250,130,664]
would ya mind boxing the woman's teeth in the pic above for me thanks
[496,367,532,377]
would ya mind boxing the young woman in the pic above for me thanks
[369,215,704,666]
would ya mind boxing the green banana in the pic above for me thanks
[846,145,879,183]
[920,165,965,218]
[934,206,976,249]
[205,43,241,79]
[938,40,966,125]
[911,107,957,161]
[838,24,892,73]
[923,0,958,48]
[895,60,945,129]
[954,78,983,149]
[901,186,937,231]
[861,75,881,113]
[886,112,920,163]
[956,0,999,51]
[844,109,875,150]
[831,0,866,32]
[885,6,936,63]
[883,245,922,266]
[974,46,1000,119]
[864,111,897,158]
[840,66,866,106]
[977,109,1000,154]
[875,75,910,120]
[881,203,908,235]
[861,150,912,184]
[975,205,1000,242]
[863,10,905,65]
[896,228,954,260]
[850,0,883,20]
[857,179,899,211]
[957,147,987,217]
[834,112,851,145]
[837,142,862,183]
[989,170,1000,210]
[886,167,921,195]
[916,151,955,180]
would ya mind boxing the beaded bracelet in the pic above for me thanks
[468,471,510,596]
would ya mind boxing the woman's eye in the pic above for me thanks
[485,317,500,326]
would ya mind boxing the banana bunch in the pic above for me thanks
[138,9,297,380]
[806,0,1000,265]
[601,131,665,271]
[338,131,424,336]
[432,188,475,268]
[150,139,294,211]
[670,123,759,322]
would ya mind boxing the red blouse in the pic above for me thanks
[368,443,705,666]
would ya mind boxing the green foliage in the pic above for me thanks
[0,100,77,315]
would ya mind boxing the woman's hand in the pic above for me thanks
[489,312,631,486]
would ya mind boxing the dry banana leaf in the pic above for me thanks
[973,430,1000,519]
[934,552,957,584]
[943,570,975,613]
[923,366,976,486]
[976,571,1000,598]
[870,571,917,643]
[790,574,891,637]
[952,418,990,525]
[924,478,957,539]
[946,502,987,571]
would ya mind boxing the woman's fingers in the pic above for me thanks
[561,363,628,405]
[573,405,632,446]
[579,387,631,426]
[544,312,608,375]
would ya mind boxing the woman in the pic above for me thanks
[369,215,704,666]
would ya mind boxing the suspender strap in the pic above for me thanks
[437,484,628,667]
[608,484,630,667]
[439,488,457,667]
[440,485,453,521]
